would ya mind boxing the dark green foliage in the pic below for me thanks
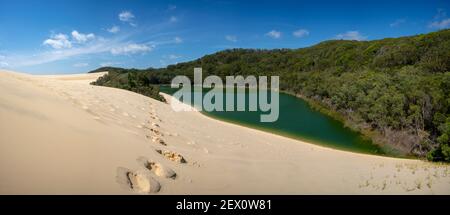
[91,70,165,102]
[90,29,450,161]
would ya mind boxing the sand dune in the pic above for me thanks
[0,70,449,194]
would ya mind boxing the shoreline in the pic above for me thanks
[1,70,450,194]
[160,85,402,156]
[283,90,408,156]
[161,92,416,162]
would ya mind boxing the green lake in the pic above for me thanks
[160,86,391,156]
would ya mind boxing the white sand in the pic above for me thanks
[0,70,449,194]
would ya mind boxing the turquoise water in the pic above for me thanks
[160,86,387,156]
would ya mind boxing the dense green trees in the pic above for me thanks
[91,70,165,102]
[90,29,450,161]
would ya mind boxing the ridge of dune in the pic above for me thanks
[0,70,449,194]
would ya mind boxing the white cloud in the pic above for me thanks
[429,9,450,29]
[429,18,450,29]
[0,61,9,68]
[174,37,183,44]
[225,35,237,42]
[266,30,281,39]
[170,16,178,23]
[73,62,89,67]
[110,43,153,55]
[107,26,120,33]
[168,54,180,59]
[43,33,72,49]
[43,31,94,49]
[25,40,112,66]
[293,29,309,38]
[390,19,406,27]
[71,31,95,43]
[119,11,136,26]
[119,11,135,22]
[11,37,151,67]
[11,24,176,67]
[335,31,367,41]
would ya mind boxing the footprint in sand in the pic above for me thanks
[155,149,187,163]
[149,128,163,136]
[149,136,166,146]
[150,115,161,122]
[137,157,176,179]
[116,167,161,194]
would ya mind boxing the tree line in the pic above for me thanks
[90,29,450,161]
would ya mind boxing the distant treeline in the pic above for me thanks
[90,29,450,161]
[91,71,165,102]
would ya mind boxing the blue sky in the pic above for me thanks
[0,0,449,74]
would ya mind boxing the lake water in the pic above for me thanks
[160,86,389,156]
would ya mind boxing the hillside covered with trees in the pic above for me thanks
[91,29,450,161]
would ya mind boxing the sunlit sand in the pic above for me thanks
[0,70,449,194]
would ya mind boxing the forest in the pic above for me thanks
[90,29,450,161]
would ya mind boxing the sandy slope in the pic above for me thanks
[0,70,449,194]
